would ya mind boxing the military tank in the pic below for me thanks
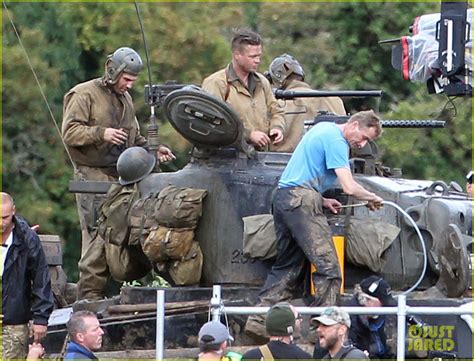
[45,85,472,359]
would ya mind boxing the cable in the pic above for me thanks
[2,1,76,170]
[382,201,428,295]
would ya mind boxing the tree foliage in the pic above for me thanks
[1,2,471,281]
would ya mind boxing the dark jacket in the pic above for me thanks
[348,296,395,359]
[1,216,54,325]
[64,341,98,360]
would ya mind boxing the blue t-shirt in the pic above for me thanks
[278,122,349,193]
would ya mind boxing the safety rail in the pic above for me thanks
[155,286,473,361]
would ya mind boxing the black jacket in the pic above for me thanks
[1,216,54,325]
[347,296,395,359]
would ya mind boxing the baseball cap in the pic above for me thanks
[312,307,351,328]
[265,303,295,336]
[198,321,234,345]
[359,276,397,306]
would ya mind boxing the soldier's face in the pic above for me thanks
[78,316,104,351]
[1,200,15,235]
[113,72,138,95]
[234,44,262,73]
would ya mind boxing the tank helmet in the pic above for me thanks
[116,146,155,185]
[105,47,143,85]
[268,53,305,88]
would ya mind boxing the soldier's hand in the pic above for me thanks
[269,128,283,144]
[323,198,342,214]
[104,128,128,145]
[157,145,176,163]
[367,194,383,211]
[249,130,271,148]
[31,324,47,343]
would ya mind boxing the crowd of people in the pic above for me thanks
[2,25,470,360]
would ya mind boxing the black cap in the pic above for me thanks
[359,276,396,306]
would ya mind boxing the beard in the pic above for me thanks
[320,332,339,350]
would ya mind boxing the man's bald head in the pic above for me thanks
[1,192,16,238]
[1,192,15,208]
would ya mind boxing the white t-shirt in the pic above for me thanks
[1,231,13,276]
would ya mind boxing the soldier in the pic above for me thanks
[313,307,368,360]
[246,110,383,338]
[266,53,346,152]
[62,46,175,257]
[202,28,286,151]
[1,192,54,359]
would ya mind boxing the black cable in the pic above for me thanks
[134,1,153,101]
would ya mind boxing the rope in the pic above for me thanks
[2,1,76,170]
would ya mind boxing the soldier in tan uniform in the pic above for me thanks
[62,47,174,300]
[267,54,346,152]
[202,28,286,152]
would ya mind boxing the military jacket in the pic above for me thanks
[62,77,147,168]
[273,80,346,153]
[202,64,286,151]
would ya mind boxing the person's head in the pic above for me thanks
[66,311,104,352]
[357,276,396,307]
[1,192,16,236]
[198,321,233,355]
[344,110,382,149]
[231,28,262,74]
[466,170,472,196]
[312,307,351,354]
[265,302,296,338]
[267,53,305,89]
[104,47,143,94]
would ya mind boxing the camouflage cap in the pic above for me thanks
[311,307,351,328]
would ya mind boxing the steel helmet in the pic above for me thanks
[105,47,143,84]
[116,146,156,185]
[268,53,305,88]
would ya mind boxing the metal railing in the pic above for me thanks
[155,286,473,361]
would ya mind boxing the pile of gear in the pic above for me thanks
[97,147,208,286]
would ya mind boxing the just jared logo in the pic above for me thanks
[407,324,455,352]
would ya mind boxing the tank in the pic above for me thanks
[55,87,471,358]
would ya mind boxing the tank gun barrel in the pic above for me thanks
[274,89,383,99]
[305,114,446,128]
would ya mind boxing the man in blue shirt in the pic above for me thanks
[64,311,104,360]
[247,110,383,339]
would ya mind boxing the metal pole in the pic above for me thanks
[211,285,222,321]
[156,290,165,361]
[397,295,407,361]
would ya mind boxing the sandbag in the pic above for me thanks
[345,218,400,272]
[168,242,203,286]
[242,214,277,260]
[142,226,195,263]
[155,186,207,228]
[105,242,152,282]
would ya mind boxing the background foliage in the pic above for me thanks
[2,2,471,281]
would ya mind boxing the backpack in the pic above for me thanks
[97,183,140,246]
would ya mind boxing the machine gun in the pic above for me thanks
[145,81,190,107]
[304,113,446,128]
[274,89,383,99]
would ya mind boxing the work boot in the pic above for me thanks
[244,314,268,344]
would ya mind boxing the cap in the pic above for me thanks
[311,307,351,328]
[265,303,295,336]
[466,171,472,183]
[198,321,234,345]
[359,276,396,306]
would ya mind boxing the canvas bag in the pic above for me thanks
[168,241,203,286]
[105,242,152,282]
[142,226,195,263]
[154,186,207,228]
[128,191,161,246]
[97,183,140,246]
[242,214,277,260]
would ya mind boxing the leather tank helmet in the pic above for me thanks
[267,53,305,89]
[105,47,143,85]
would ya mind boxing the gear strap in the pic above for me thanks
[258,344,274,361]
